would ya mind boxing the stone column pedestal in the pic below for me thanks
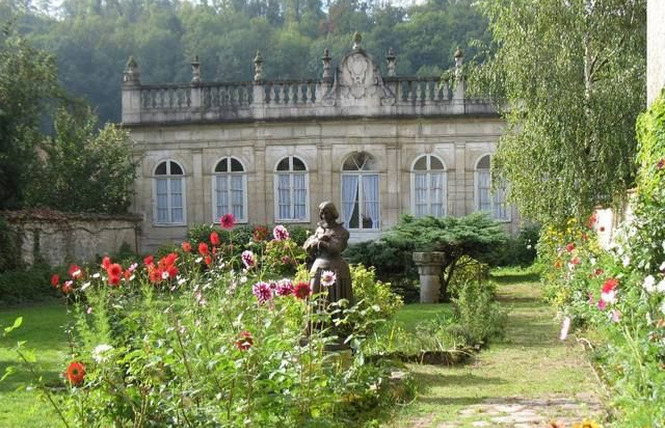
[413,252,445,303]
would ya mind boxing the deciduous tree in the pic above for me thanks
[471,0,646,225]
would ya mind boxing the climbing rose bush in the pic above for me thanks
[43,221,402,427]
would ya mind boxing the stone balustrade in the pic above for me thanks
[123,72,496,125]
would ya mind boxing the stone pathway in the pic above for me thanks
[391,279,607,428]
[438,395,604,427]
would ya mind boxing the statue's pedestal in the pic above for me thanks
[413,252,445,303]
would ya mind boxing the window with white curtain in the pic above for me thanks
[274,156,308,221]
[341,152,380,230]
[412,154,446,217]
[154,160,185,225]
[213,157,247,223]
[475,155,510,221]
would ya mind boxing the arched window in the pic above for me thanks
[154,160,185,224]
[213,156,247,223]
[341,152,380,230]
[274,156,308,221]
[411,154,447,217]
[475,154,509,221]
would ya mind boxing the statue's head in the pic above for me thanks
[318,201,339,221]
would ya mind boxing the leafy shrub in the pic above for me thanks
[486,224,540,267]
[449,278,506,348]
[0,263,56,305]
[0,217,22,273]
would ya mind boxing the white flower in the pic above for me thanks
[660,261,665,272]
[657,279,665,294]
[622,256,630,267]
[92,344,114,363]
[601,290,616,304]
[320,270,336,287]
[643,275,656,293]
[559,316,571,341]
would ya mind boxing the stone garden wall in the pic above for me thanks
[1,210,142,267]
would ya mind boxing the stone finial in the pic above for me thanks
[454,47,464,79]
[386,48,396,77]
[123,55,140,84]
[253,50,263,82]
[352,32,362,50]
[322,48,332,83]
[191,55,201,84]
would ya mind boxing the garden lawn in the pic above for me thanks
[388,268,606,427]
[0,299,68,428]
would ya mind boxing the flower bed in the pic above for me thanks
[29,219,408,427]
[538,94,665,425]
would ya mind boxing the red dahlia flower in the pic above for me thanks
[107,263,122,278]
[602,278,619,293]
[220,213,235,230]
[210,231,220,246]
[68,264,83,279]
[199,242,209,255]
[144,255,154,267]
[50,274,60,288]
[181,241,192,252]
[294,282,311,300]
[108,275,121,286]
[66,361,86,386]
[102,256,111,270]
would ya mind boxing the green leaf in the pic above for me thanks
[3,317,22,334]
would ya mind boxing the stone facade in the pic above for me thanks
[2,210,141,267]
[123,39,516,252]
[648,0,665,106]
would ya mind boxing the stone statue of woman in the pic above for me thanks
[303,201,354,307]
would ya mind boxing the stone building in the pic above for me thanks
[122,36,516,251]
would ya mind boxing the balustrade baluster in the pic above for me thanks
[288,84,296,104]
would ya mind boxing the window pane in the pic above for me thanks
[477,155,490,169]
[277,158,290,171]
[170,162,183,175]
[216,176,228,219]
[430,157,444,170]
[215,158,228,173]
[361,174,379,229]
[292,157,306,171]
[478,170,491,212]
[414,157,427,171]
[342,175,359,228]
[156,179,168,222]
[293,174,306,219]
[230,158,243,172]
[170,179,183,222]
[431,172,444,217]
[277,174,291,219]
[414,173,428,217]
[231,175,244,219]
[155,162,167,175]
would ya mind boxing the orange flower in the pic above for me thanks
[66,361,85,386]
[181,241,192,252]
[235,331,253,351]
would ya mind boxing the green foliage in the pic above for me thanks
[8,0,488,124]
[386,213,507,299]
[0,218,22,273]
[486,224,540,267]
[471,0,646,225]
[0,264,57,306]
[23,227,406,427]
[0,17,60,210]
[535,92,665,425]
[450,277,506,348]
[25,107,137,214]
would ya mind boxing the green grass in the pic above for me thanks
[0,299,68,427]
[386,269,603,427]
